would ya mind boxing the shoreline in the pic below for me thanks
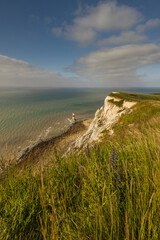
[16,119,92,171]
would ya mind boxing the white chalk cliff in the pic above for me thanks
[69,93,137,151]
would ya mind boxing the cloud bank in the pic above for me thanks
[2,1,160,89]
[136,18,160,32]
[52,1,142,45]
[97,31,147,46]
[52,1,160,47]
[68,44,160,87]
[51,1,160,87]
[0,55,77,88]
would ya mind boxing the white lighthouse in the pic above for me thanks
[72,112,76,123]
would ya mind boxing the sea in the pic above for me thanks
[0,87,160,160]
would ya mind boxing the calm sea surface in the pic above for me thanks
[0,87,159,159]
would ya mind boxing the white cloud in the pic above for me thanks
[53,1,142,45]
[136,18,160,32]
[0,55,77,88]
[68,44,160,87]
[65,25,97,45]
[98,31,147,46]
[73,2,141,31]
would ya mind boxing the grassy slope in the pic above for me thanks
[0,92,160,240]
[110,91,160,102]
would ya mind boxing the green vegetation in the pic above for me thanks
[110,91,160,102]
[108,98,124,107]
[0,92,160,239]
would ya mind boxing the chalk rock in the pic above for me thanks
[71,95,137,150]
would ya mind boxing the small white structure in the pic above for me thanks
[72,112,76,123]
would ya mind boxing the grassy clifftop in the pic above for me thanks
[110,91,160,102]
[0,92,160,239]
[103,92,160,141]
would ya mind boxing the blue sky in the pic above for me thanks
[0,0,160,88]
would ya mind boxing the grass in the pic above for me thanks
[110,92,160,102]
[0,92,160,239]
[108,99,124,107]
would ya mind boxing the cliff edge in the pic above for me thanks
[68,92,137,151]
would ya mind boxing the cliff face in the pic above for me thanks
[69,94,137,150]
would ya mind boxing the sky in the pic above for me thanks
[0,0,160,88]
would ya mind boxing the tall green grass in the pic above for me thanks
[0,96,160,239]
[0,128,160,239]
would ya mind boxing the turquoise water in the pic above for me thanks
[0,88,111,159]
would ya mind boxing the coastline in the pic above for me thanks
[16,119,92,171]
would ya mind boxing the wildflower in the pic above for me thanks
[1,172,6,188]
[116,167,121,187]
[98,144,100,155]
[110,144,121,187]
[110,144,118,171]
[86,144,90,157]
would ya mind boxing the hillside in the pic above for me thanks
[0,92,160,239]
